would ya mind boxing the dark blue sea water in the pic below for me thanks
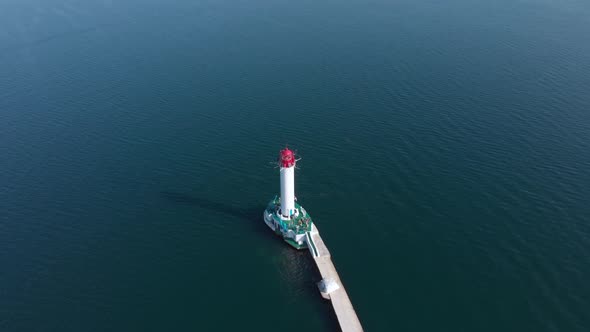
[1,0,590,330]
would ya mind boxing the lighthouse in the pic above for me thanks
[262,148,363,331]
[263,147,313,249]
[279,148,296,218]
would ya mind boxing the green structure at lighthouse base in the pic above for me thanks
[263,196,313,250]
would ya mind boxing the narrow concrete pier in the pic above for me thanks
[306,225,363,332]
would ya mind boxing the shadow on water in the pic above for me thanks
[160,191,265,226]
[159,191,303,246]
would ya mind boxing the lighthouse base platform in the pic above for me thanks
[263,196,313,250]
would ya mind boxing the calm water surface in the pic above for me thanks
[1,0,590,330]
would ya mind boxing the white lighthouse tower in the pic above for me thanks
[279,147,296,218]
[263,147,313,249]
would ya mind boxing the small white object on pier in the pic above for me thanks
[306,225,363,332]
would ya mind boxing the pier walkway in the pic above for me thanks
[306,225,363,332]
